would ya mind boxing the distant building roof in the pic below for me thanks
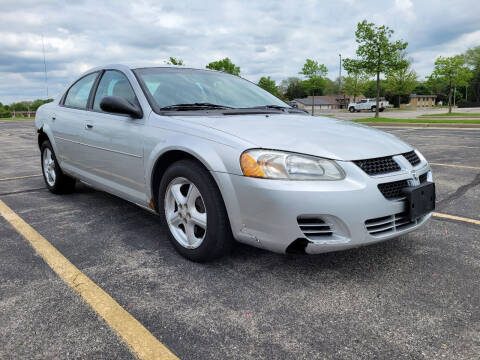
[409,94,437,98]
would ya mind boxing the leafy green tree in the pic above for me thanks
[412,82,433,95]
[299,59,328,79]
[464,46,480,103]
[344,20,408,117]
[298,59,328,114]
[385,55,418,107]
[363,79,387,98]
[257,76,279,97]
[323,77,343,95]
[430,55,472,113]
[206,57,240,75]
[342,59,369,102]
[302,77,326,97]
[281,77,307,100]
[342,76,368,103]
[165,57,184,66]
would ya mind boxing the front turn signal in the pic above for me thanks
[240,153,265,178]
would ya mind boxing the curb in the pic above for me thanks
[359,122,480,128]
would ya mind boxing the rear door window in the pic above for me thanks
[64,72,98,109]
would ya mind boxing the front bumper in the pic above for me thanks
[214,160,433,254]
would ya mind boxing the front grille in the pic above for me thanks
[378,180,409,200]
[365,212,419,236]
[297,216,333,240]
[354,156,401,175]
[403,151,421,166]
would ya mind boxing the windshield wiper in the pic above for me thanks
[244,105,289,110]
[240,105,306,114]
[159,103,233,111]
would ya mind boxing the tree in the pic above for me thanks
[342,59,369,102]
[384,55,418,107]
[165,57,184,66]
[298,59,328,114]
[281,77,307,100]
[302,77,326,97]
[344,20,408,117]
[464,46,480,103]
[206,57,240,75]
[430,55,472,113]
[299,59,328,79]
[257,76,279,97]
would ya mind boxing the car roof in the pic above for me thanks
[83,64,217,74]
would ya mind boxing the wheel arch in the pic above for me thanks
[150,149,220,213]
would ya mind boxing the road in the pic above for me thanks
[0,120,479,359]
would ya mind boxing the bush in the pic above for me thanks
[458,102,480,108]
[0,109,12,118]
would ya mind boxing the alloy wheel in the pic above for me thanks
[164,177,207,249]
[42,148,56,186]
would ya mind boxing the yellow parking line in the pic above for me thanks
[0,200,179,360]
[429,163,480,171]
[0,174,43,182]
[433,212,480,226]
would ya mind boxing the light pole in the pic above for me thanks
[339,54,344,108]
[339,54,342,92]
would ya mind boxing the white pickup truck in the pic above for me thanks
[348,98,389,113]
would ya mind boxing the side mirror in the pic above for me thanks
[100,96,143,118]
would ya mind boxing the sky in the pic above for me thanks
[1,0,479,104]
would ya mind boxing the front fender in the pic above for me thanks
[144,131,243,201]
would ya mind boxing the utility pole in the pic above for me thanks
[41,34,48,97]
[339,54,342,91]
[339,53,345,108]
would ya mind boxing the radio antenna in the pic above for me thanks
[41,34,49,97]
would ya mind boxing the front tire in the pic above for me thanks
[159,160,233,261]
[371,106,376,112]
[349,107,355,113]
[41,140,76,194]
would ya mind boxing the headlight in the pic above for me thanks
[240,149,345,180]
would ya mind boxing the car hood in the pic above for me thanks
[175,114,412,161]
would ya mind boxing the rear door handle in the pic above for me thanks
[86,124,93,129]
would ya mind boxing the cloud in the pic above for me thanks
[0,0,479,103]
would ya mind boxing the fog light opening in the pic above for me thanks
[286,238,311,254]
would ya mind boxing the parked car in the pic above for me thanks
[35,65,435,261]
[348,98,389,112]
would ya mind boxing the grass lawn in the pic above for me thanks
[420,112,480,117]
[0,117,32,121]
[353,117,480,124]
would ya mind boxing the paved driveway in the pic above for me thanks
[1,120,479,359]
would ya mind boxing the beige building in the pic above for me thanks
[408,94,436,107]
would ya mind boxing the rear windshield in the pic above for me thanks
[134,68,288,109]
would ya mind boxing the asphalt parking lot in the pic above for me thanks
[0,120,479,359]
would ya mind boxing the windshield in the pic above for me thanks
[134,68,289,110]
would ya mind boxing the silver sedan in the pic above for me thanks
[35,64,435,261]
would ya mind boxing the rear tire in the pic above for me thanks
[158,160,233,262]
[40,140,76,194]
[379,108,384,112]
[349,107,355,113]
[371,106,376,112]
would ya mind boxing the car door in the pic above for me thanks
[80,70,146,203]
[52,72,100,170]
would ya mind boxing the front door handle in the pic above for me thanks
[86,124,93,129]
